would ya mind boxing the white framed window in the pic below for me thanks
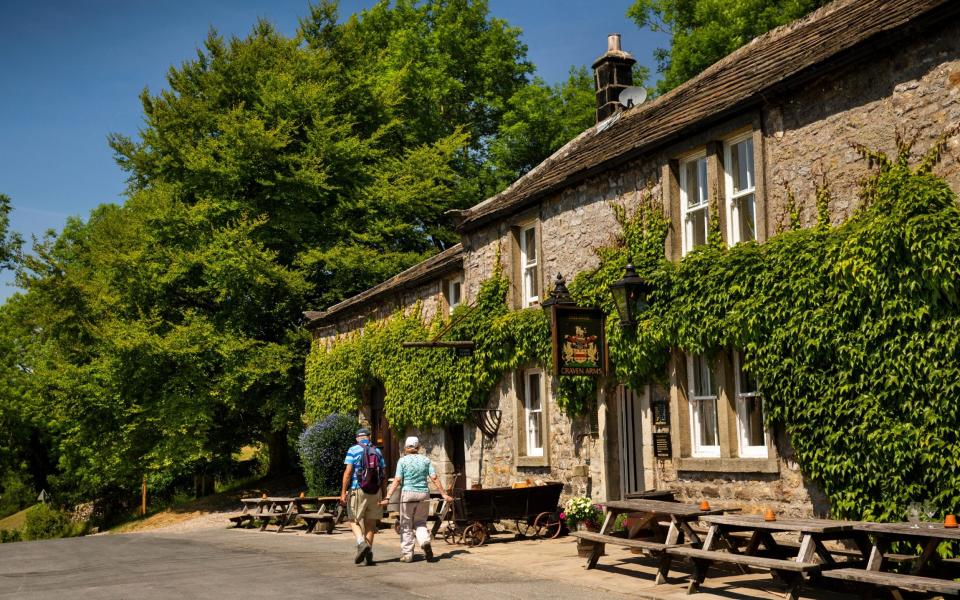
[734,352,767,458]
[680,154,709,254]
[688,354,720,457]
[447,275,463,314]
[519,224,539,307]
[724,134,756,244]
[524,369,544,457]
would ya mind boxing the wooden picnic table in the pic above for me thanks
[671,514,869,600]
[820,522,960,599]
[577,499,728,584]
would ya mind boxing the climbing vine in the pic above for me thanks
[567,134,960,521]
[305,133,960,522]
[304,263,554,430]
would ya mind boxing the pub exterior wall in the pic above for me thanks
[308,12,960,516]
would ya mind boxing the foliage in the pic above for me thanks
[562,495,601,529]
[22,503,87,541]
[0,528,20,543]
[306,265,565,428]
[488,68,596,189]
[0,194,22,271]
[567,136,960,521]
[298,413,358,495]
[1,1,591,508]
[628,0,829,94]
[0,472,36,519]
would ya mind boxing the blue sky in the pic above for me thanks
[0,0,668,301]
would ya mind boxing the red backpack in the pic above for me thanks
[358,444,383,494]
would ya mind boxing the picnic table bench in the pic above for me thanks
[228,496,343,533]
[575,499,728,584]
[226,497,271,528]
[671,514,870,600]
[819,522,960,599]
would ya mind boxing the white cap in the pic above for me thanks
[404,436,420,448]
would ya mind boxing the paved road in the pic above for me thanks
[0,527,628,599]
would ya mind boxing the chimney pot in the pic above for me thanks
[607,33,621,53]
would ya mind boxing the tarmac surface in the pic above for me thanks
[0,519,857,600]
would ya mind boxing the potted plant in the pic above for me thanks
[564,496,602,531]
[564,496,603,557]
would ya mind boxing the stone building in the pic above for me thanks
[306,0,960,514]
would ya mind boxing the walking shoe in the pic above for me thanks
[364,548,374,566]
[400,554,413,563]
[354,541,370,564]
[422,541,434,562]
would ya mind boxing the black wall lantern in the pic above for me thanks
[608,261,652,328]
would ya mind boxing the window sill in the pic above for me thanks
[676,457,779,474]
[517,455,549,468]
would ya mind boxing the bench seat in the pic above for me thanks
[572,531,689,552]
[299,512,335,534]
[667,546,820,572]
[225,513,256,527]
[820,568,960,596]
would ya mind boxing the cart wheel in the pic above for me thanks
[534,511,563,539]
[515,518,539,537]
[442,523,461,545]
[463,523,487,547]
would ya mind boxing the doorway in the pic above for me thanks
[617,385,645,497]
[369,383,397,471]
[447,425,466,491]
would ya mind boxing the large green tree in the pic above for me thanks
[3,0,598,508]
[629,0,829,94]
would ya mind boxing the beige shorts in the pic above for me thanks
[347,489,383,522]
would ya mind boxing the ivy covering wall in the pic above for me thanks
[304,270,555,429]
[305,137,960,520]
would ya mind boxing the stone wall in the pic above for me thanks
[763,17,960,231]
[311,277,451,348]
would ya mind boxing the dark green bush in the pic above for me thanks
[0,529,21,543]
[298,413,358,496]
[22,504,87,541]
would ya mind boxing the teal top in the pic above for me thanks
[394,454,436,493]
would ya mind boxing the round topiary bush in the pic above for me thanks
[298,413,358,496]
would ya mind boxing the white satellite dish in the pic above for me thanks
[619,86,648,108]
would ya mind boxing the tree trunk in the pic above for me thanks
[267,428,290,476]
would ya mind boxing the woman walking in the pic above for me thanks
[380,436,453,562]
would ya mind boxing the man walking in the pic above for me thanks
[340,427,385,565]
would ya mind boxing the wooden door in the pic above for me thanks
[370,383,397,472]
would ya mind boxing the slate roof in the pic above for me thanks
[456,0,954,231]
[305,244,463,328]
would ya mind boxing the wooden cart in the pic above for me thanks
[441,482,564,546]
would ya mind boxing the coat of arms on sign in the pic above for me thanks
[550,306,606,376]
[562,325,598,366]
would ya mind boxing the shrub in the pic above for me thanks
[22,504,87,541]
[0,529,21,543]
[298,413,358,496]
[23,504,70,540]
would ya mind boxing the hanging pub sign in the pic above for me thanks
[550,305,607,376]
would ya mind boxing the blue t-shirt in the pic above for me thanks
[344,440,385,490]
[394,454,436,493]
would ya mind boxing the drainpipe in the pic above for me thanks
[575,433,593,498]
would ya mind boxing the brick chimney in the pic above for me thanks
[592,34,636,123]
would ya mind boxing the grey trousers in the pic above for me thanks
[399,491,431,556]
